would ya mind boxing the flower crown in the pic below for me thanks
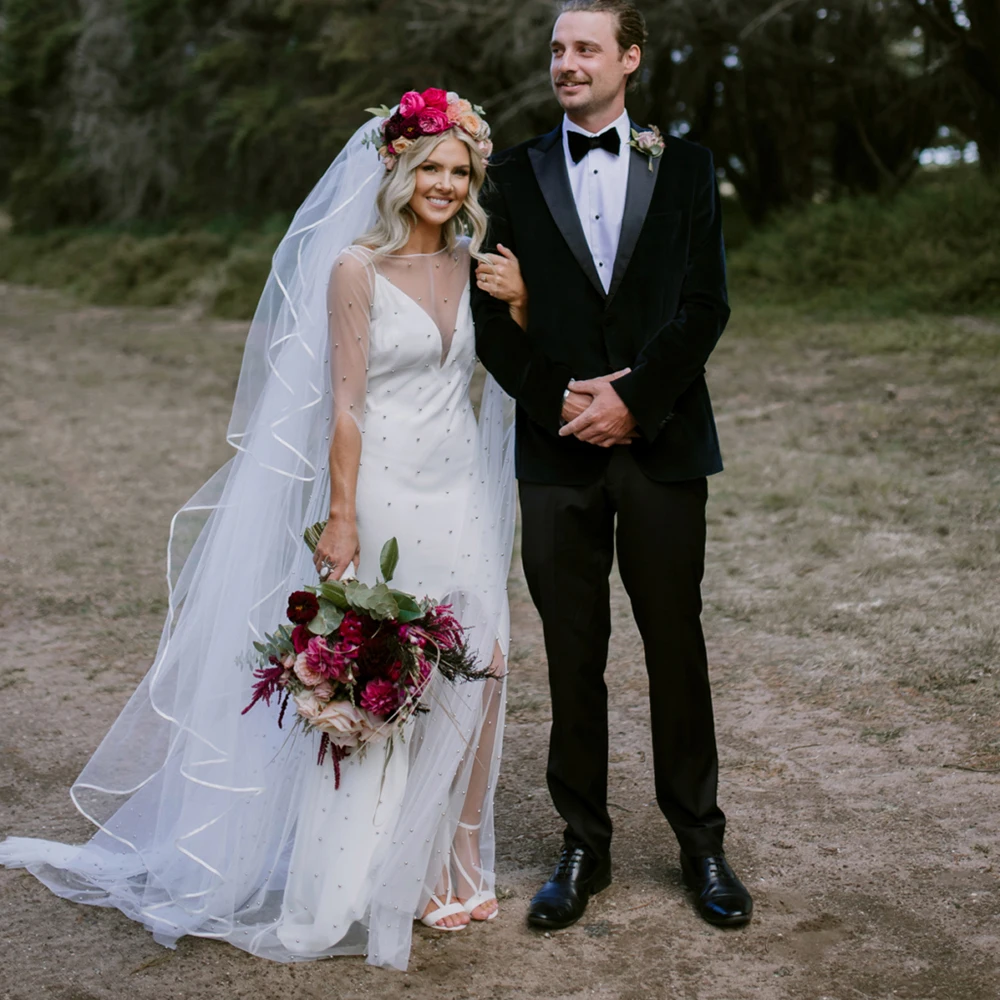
[363,88,493,172]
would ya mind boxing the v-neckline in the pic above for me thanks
[374,272,470,368]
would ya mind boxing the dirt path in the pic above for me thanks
[1,283,998,1000]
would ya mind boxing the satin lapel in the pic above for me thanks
[528,128,606,299]
[608,132,661,302]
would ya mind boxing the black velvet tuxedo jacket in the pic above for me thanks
[471,122,730,485]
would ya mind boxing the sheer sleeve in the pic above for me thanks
[328,248,375,430]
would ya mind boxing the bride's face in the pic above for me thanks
[408,137,472,228]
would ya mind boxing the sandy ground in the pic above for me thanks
[1,282,999,1000]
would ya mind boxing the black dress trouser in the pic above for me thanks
[519,447,727,861]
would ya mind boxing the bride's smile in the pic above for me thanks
[409,137,472,229]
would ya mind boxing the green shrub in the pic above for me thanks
[0,167,995,321]
[729,167,1000,316]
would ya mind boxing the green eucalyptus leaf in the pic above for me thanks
[379,537,400,583]
[305,600,346,635]
[319,581,350,609]
[392,592,422,615]
[365,105,393,118]
[368,582,400,620]
[252,641,267,654]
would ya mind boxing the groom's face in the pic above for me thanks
[550,11,636,116]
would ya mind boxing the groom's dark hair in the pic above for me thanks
[557,0,648,91]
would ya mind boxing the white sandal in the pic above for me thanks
[419,868,469,931]
[454,820,498,921]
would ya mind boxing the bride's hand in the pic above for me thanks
[313,515,361,581]
[475,244,526,309]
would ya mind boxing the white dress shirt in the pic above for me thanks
[562,109,631,294]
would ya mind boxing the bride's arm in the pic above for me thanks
[475,244,528,331]
[313,251,373,580]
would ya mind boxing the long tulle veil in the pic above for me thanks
[0,118,516,970]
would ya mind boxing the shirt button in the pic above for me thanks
[593,169,598,175]
[595,214,600,220]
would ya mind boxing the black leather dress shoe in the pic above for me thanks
[680,853,753,927]
[527,846,612,930]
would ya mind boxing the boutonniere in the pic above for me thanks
[628,125,665,171]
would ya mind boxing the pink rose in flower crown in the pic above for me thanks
[360,678,400,717]
[398,91,425,117]
[447,98,473,122]
[421,87,449,111]
[389,137,412,157]
[456,111,485,140]
[294,651,325,688]
[417,107,451,134]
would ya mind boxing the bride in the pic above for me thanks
[0,88,524,970]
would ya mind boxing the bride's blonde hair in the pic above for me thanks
[358,130,489,260]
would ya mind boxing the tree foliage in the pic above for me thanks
[0,0,993,230]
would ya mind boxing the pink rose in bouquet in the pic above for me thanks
[399,90,425,117]
[293,651,325,688]
[313,681,334,701]
[293,689,323,724]
[315,701,373,748]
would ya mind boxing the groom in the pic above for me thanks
[471,0,752,930]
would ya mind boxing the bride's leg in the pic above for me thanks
[453,642,505,920]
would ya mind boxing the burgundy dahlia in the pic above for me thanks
[360,678,400,717]
[399,115,423,139]
[287,591,319,625]
[383,112,405,142]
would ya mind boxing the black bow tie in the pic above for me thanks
[567,127,620,164]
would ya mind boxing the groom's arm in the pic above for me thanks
[609,149,730,441]
[472,176,574,435]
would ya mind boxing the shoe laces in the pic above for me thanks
[553,847,585,881]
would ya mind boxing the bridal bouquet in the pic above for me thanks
[241,530,487,787]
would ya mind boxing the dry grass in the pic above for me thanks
[1,284,998,999]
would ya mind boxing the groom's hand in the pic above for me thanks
[559,375,638,447]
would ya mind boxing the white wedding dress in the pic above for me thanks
[0,119,516,972]
[277,241,510,955]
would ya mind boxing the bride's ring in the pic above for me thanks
[319,560,335,581]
